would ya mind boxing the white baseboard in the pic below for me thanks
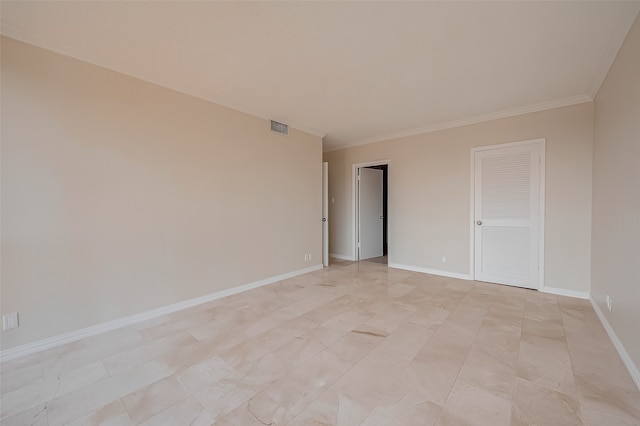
[540,286,589,300]
[590,297,640,391]
[329,253,355,261]
[388,262,472,280]
[0,264,323,363]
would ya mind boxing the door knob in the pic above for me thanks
[476,220,482,225]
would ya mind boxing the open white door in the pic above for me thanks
[473,140,543,289]
[359,168,384,260]
[322,162,329,267]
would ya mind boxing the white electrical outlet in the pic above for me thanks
[304,254,308,261]
[607,296,613,312]
[309,253,312,260]
[442,256,447,263]
[2,313,19,330]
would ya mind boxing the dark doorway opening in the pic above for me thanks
[365,164,388,256]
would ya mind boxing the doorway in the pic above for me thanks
[322,162,329,267]
[364,165,388,257]
[353,160,389,263]
[471,139,545,289]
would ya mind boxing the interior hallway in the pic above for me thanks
[1,260,639,425]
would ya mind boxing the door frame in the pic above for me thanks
[352,160,390,261]
[469,138,546,290]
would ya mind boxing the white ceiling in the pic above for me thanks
[2,1,639,152]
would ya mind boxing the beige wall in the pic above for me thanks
[324,102,593,294]
[592,15,640,373]
[0,37,322,349]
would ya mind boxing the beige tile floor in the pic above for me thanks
[1,259,639,425]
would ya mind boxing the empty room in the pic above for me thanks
[1,1,639,425]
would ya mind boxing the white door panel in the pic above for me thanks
[322,162,329,267]
[359,168,384,260]
[474,143,541,289]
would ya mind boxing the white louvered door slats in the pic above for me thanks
[474,143,540,289]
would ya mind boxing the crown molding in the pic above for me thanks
[324,94,593,153]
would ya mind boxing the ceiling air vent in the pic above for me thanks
[270,120,288,135]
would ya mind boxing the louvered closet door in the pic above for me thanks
[474,143,540,289]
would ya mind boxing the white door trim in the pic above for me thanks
[352,160,390,261]
[469,138,545,290]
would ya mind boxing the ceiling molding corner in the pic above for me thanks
[588,5,640,98]
[330,94,593,152]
